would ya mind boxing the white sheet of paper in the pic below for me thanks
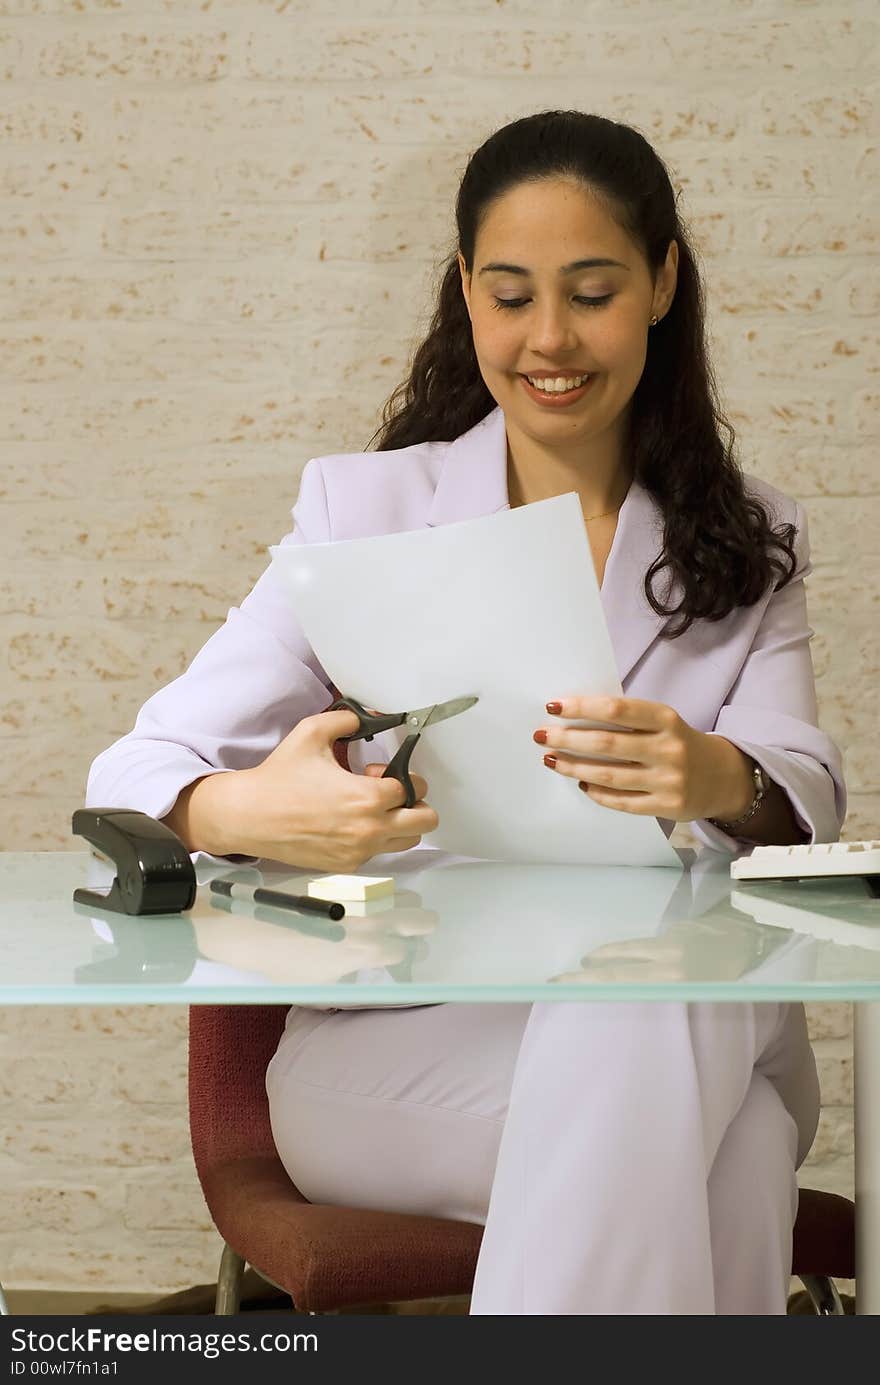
[270,492,681,868]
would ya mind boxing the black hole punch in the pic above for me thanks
[71,808,197,916]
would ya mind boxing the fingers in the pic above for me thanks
[539,750,659,814]
[389,802,439,833]
[360,765,437,833]
[363,764,430,805]
[535,724,651,762]
[545,753,650,792]
[382,836,425,854]
[410,773,429,800]
[576,783,656,814]
[546,696,677,731]
[308,708,363,742]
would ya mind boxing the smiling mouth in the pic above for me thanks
[519,372,591,393]
[517,373,596,405]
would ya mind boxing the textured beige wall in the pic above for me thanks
[1,0,875,1293]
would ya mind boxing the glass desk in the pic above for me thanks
[1,846,879,1312]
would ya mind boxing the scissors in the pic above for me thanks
[328,694,479,807]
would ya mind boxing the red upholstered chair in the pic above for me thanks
[791,1189,855,1314]
[187,1002,855,1316]
[188,1003,481,1314]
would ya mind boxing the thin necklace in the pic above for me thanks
[506,470,626,521]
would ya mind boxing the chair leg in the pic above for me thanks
[0,1277,9,1315]
[215,1244,245,1314]
[797,1274,846,1315]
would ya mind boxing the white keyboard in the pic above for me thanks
[731,839,880,881]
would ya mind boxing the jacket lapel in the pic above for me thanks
[425,405,671,683]
[598,478,672,684]
[425,405,511,526]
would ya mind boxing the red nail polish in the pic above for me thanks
[533,729,547,745]
[543,754,557,769]
[545,701,562,715]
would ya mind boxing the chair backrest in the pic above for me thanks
[189,1005,289,1174]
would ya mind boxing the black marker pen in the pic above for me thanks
[209,878,345,921]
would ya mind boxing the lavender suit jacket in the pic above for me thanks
[86,405,846,855]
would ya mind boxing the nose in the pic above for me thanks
[526,301,580,357]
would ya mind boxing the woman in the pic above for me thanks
[86,111,846,1313]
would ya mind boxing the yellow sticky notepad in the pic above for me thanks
[307,874,395,903]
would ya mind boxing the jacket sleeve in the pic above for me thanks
[85,458,337,832]
[689,500,847,853]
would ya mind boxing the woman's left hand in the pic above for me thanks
[534,695,752,823]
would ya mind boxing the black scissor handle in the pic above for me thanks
[328,696,420,807]
[382,735,420,808]
[328,696,406,741]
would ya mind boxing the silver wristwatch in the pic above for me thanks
[709,759,770,832]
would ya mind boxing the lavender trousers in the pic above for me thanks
[265,1000,820,1315]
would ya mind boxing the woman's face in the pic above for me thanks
[458,177,678,450]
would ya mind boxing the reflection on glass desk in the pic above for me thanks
[1,846,879,1315]
[1,847,879,1004]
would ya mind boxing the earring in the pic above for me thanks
[649,314,659,326]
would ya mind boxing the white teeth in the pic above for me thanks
[525,373,590,393]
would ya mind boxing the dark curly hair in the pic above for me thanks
[364,110,797,638]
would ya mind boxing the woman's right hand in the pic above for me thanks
[175,708,439,870]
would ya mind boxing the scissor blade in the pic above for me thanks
[405,695,479,731]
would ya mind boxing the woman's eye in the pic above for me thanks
[490,295,613,311]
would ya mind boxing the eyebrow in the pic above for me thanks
[477,258,630,276]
